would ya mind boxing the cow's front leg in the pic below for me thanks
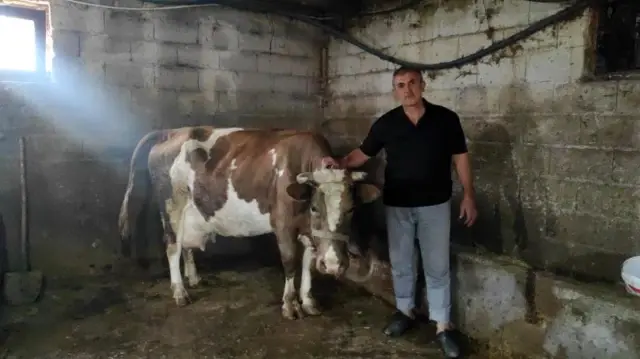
[167,240,190,306]
[300,239,320,316]
[276,230,304,320]
[183,249,201,288]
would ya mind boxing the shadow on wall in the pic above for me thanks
[451,81,634,284]
[452,83,546,261]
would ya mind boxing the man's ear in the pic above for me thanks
[286,183,314,201]
[357,183,381,204]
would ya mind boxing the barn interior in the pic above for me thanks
[1,0,640,358]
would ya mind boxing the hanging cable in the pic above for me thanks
[283,0,597,70]
[62,0,599,71]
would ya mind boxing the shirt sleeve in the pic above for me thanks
[359,117,385,157]
[450,112,468,155]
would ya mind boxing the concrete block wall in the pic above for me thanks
[0,0,324,276]
[323,0,640,284]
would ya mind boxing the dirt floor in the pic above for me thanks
[0,258,523,359]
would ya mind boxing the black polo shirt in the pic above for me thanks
[359,99,468,207]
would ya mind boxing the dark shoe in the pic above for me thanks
[436,330,461,358]
[382,310,414,337]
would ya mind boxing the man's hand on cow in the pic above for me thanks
[321,156,340,169]
[459,195,477,227]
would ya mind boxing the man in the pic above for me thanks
[327,67,477,358]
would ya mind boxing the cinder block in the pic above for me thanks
[271,37,319,57]
[198,22,240,51]
[528,1,565,23]
[81,34,132,63]
[129,87,178,120]
[525,48,572,84]
[428,64,478,90]
[236,72,275,92]
[554,82,617,113]
[458,33,492,58]
[52,56,105,84]
[129,41,177,65]
[199,69,238,92]
[218,51,258,72]
[357,54,393,75]
[485,0,530,28]
[350,17,403,51]
[104,62,154,87]
[500,25,558,51]
[617,81,640,114]
[477,55,527,86]
[328,55,361,77]
[548,147,613,183]
[418,37,459,63]
[452,251,529,341]
[238,33,273,53]
[272,75,308,95]
[52,30,81,57]
[557,12,589,49]
[434,6,481,37]
[177,46,218,69]
[177,91,217,116]
[569,46,586,81]
[255,53,286,75]
[103,10,153,40]
[154,67,199,90]
[154,17,198,44]
[51,3,105,33]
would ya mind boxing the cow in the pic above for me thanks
[118,126,382,319]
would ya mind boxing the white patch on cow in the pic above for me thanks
[178,199,211,250]
[277,168,284,177]
[230,158,237,170]
[312,168,346,184]
[300,245,315,305]
[269,148,277,166]
[183,176,273,238]
[282,276,295,302]
[322,243,341,275]
[312,169,346,232]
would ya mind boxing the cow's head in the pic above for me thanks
[286,167,381,277]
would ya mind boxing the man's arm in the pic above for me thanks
[340,118,384,169]
[340,148,370,168]
[453,153,474,199]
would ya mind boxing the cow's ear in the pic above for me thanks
[287,183,313,201]
[357,183,381,204]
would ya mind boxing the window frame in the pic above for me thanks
[0,5,48,83]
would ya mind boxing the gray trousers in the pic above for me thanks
[385,200,451,323]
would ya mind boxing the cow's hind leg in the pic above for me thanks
[276,229,304,320]
[300,241,321,316]
[183,249,201,287]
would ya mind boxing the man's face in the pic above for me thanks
[392,71,425,107]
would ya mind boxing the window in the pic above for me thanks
[593,0,640,75]
[0,5,47,81]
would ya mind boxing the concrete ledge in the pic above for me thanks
[345,249,640,359]
[455,251,640,358]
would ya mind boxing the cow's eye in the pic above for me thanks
[310,205,318,213]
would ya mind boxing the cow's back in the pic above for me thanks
[173,127,333,237]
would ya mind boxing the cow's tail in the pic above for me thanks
[118,131,163,258]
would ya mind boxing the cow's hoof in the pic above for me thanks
[302,301,321,316]
[188,275,201,288]
[282,300,304,320]
[175,296,190,307]
[172,285,191,307]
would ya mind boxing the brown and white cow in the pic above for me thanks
[118,126,381,319]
